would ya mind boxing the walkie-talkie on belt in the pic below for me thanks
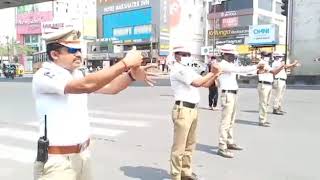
[36,115,49,163]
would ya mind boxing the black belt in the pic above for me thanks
[259,81,272,85]
[175,101,197,109]
[275,78,286,81]
[222,90,238,94]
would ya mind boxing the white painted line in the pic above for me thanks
[0,144,35,163]
[0,127,37,142]
[90,117,149,127]
[89,110,167,120]
[91,127,126,137]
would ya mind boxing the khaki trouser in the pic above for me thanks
[258,83,273,123]
[219,92,238,150]
[273,79,286,110]
[170,104,198,180]
[34,148,92,180]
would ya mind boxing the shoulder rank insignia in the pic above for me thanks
[44,71,55,78]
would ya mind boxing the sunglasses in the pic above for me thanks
[66,47,82,54]
[176,53,190,57]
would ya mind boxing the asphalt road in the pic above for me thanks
[0,82,319,180]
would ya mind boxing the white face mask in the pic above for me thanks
[263,57,270,62]
[180,57,192,66]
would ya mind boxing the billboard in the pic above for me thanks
[103,8,152,41]
[98,0,151,14]
[208,26,249,39]
[16,11,53,34]
[248,24,279,46]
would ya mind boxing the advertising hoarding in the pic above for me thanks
[248,24,279,46]
[16,11,53,34]
[208,26,249,39]
[103,8,152,41]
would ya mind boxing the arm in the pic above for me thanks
[94,72,133,94]
[223,64,258,74]
[65,50,142,94]
[191,72,217,87]
[201,72,221,88]
[270,64,285,75]
[95,65,158,94]
[192,63,222,87]
[285,60,299,70]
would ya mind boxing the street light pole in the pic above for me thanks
[6,36,10,62]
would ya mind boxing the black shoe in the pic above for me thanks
[181,173,198,180]
[259,122,270,127]
[227,144,243,150]
[273,109,284,115]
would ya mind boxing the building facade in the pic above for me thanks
[95,0,170,66]
[207,0,286,54]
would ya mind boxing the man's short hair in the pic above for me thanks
[46,43,65,61]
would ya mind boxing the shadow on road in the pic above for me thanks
[241,110,273,115]
[120,166,170,180]
[196,143,219,155]
[235,119,259,126]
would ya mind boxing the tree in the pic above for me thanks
[0,39,35,62]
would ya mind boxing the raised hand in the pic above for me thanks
[122,50,143,68]
[130,65,159,86]
[210,63,222,75]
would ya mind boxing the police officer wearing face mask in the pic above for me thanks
[257,52,285,127]
[169,46,221,180]
[272,55,299,115]
[217,44,265,158]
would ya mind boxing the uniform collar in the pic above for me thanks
[42,62,73,75]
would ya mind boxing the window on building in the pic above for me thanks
[211,0,253,13]
[276,2,282,15]
[24,35,31,44]
[258,0,273,11]
[31,35,39,43]
[24,35,39,44]
[258,15,272,25]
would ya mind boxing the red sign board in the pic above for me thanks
[16,11,53,34]
[221,17,239,28]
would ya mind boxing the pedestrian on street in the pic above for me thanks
[217,44,265,158]
[169,46,221,180]
[32,28,156,180]
[208,56,219,110]
[257,51,285,127]
[272,55,299,115]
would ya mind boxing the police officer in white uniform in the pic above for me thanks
[169,46,221,180]
[217,44,265,158]
[32,28,155,180]
[257,52,285,127]
[272,56,299,115]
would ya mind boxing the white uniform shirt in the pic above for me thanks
[170,62,201,104]
[258,60,274,82]
[219,60,257,90]
[32,62,90,146]
[272,60,287,79]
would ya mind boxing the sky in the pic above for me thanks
[0,8,16,43]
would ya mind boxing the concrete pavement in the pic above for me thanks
[0,82,319,180]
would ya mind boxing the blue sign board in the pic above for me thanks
[248,24,279,46]
[103,8,152,41]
